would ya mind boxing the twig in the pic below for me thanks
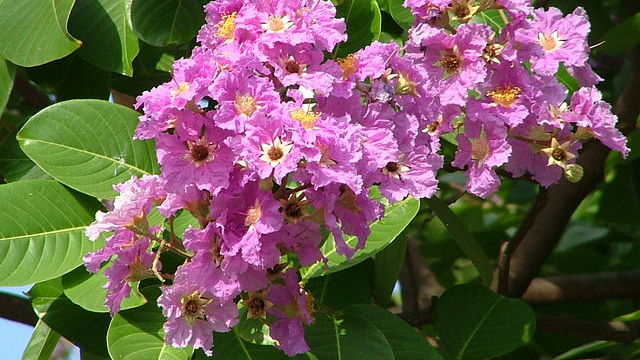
[399,237,444,315]
[522,270,640,304]
[0,292,37,326]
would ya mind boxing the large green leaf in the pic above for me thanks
[131,0,205,47]
[301,196,419,279]
[62,265,147,313]
[305,313,394,360]
[68,0,140,76]
[18,99,159,199]
[306,260,374,310]
[333,0,382,58]
[345,304,444,360]
[0,57,14,113]
[373,234,407,305]
[107,287,193,360]
[30,278,112,356]
[0,180,103,286]
[385,0,414,30]
[205,330,292,360]
[0,0,81,66]
[21,320,61,360]
[434,284,536,360]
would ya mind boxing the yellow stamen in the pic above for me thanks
[487,85,521,107]
[216,12,237,41]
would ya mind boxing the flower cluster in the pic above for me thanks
[84,0,628,356]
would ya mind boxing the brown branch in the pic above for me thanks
[536,315,640,344]
[0,292,37,327]
[399,237,444,315]
[399,306,640,344]
[14,76,53,110]
[505,50,640,298]
[522,270,640,304]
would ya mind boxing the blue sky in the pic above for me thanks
[0,285,79,360]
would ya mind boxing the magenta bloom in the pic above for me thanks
[267,269,312,356]
[565,87,629,156]
[452,120,511,198]
[85,175,165,240]
[103,237,155,315]
[156,112,234,194]
[407,23,490,106]
[516,7,590,76]
[158,280,238,355]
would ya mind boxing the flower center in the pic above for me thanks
[471,136,489,163]
[216,12,237,40]
[180,291,212,325]
[262,15,294,33]
[440,52,461,74]
[170,82,190,97]
[285,58,301,74]
[487,85,522,107]
[245,202,262,227]
[551,148,566,161]
[260,138,293,167]
[337,54,358,79]
[385,162,399,173]
[183,137,217,167]
[290,109,320,129]
[235,94,257,117]
[537,31,564,52]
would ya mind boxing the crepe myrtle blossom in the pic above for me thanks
[82,0,631,357]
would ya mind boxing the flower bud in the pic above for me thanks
[564,163,584,183]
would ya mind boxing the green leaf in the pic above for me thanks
[62,265,147,313]
[434,284,536,360]
[306,260,374,310]
[30,278,112,356]
[596,13,640,56]
[333,0,382,58]
[0,57,15,113]
[306,313,394,360]
[385,0,414,30]
[18,99,159,199]
[556,63,580,95]
[301,196,419,279]
[131,0,205,47]
[68,0,140,76]
[425,196,493,286]
[0,180,103,286]
[0,0,81,66]
[21,320,61,360]
[345,304,444,360]
[108,287,193,360]
[472,10,506,32]
[373,234,407,305]
[553,341,616,360]
[204,330,291,360]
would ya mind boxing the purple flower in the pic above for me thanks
[158,280,238,355]
[565,87,629,156]
[156,112,234,194]
[515,7,590,76]
[452,120,511,198]
[407,23,490,106]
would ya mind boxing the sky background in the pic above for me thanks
[0,285,80,360]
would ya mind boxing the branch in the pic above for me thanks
[505,50,640,298]
[536,315,640,344]
[522,270,640,304]
[399,306,640,344]
[0,292,37,327]
[399,237,444,314]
